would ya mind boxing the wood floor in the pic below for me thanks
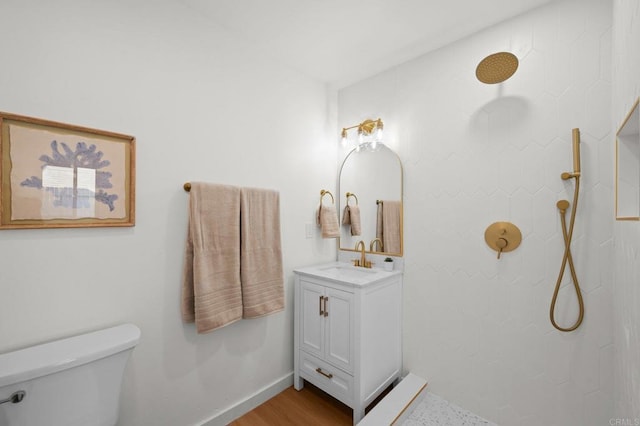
[229,381,393,425]
[229,383,352,426]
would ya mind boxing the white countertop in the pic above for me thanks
[294,261,402,287]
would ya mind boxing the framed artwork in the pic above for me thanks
[0,112,135,229]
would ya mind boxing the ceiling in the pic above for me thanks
[180,0,556,88]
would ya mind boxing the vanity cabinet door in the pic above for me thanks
[300,281,325,358]
[299,280,353,373]
[324,287,353,373]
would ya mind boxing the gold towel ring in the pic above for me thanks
[320,189,334,205]
[346,192,359,206]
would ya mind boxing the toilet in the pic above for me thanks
[0,323,140,426]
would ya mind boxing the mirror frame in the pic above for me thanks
[337,144,404,256]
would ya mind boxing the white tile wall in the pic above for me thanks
[339,0,614,424]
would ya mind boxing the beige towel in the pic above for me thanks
[182,182,243,333]
[316,204,340,238]
[240,187,285,318]
[342,205,361,236]
[377,200,402,254]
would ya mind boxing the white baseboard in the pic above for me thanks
[199,372,294,426]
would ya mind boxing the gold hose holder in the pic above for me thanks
[484,222,522,259]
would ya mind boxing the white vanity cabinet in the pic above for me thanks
[293,263,403,425]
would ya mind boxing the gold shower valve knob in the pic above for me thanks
[484,222,522,259]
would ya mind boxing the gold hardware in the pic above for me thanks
[319,295,324,316]
[475,52,519,84]
[346,192,359,205]
[496,238,508,259]
[183,182,191,192]
[484,222,522,258]
[323,296,328,317]
[320,189,334,204]
[315,368,333,379]
[341,118,384,141]
[354,240,371,268]
[550,128,584,332]
[561,172,580,180]
[572,128,581,174]
[370,238,383,252]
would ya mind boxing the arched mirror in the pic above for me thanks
[338,143,403,256]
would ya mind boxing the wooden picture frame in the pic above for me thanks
[0,112,135,229]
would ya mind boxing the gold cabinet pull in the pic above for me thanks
[323,296,328,317]
[319,295,324,316]
[315,368,333,379]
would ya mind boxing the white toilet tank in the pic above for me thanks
[0,323,140,426]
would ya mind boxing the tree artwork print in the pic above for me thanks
[20,140,118,212]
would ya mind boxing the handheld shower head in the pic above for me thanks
[572,128,581,174]
[561,128,581,180]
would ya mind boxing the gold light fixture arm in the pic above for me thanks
[341,118,384,139]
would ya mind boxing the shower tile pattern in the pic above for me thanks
[339,0,615,424]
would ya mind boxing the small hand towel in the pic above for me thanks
[316,204,340,238]
[379,200,402,254]
[181,182,243,333]
[342,205,361,236]
[240,187,285,319]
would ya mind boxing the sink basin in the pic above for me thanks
[318,265,379,278]
[294,262,396,286]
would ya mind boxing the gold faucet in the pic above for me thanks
[370,238,383,252]
[354,240,372,268]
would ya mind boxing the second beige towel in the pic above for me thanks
[240,187,285,318]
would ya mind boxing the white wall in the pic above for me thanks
[612,0,640,420]
[0,1,337,425]
[339,0,614,425]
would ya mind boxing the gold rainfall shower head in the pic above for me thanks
[475,52,519,84]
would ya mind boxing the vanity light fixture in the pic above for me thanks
[341,118,384,150]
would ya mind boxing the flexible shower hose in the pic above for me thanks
[549,176,584,332]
